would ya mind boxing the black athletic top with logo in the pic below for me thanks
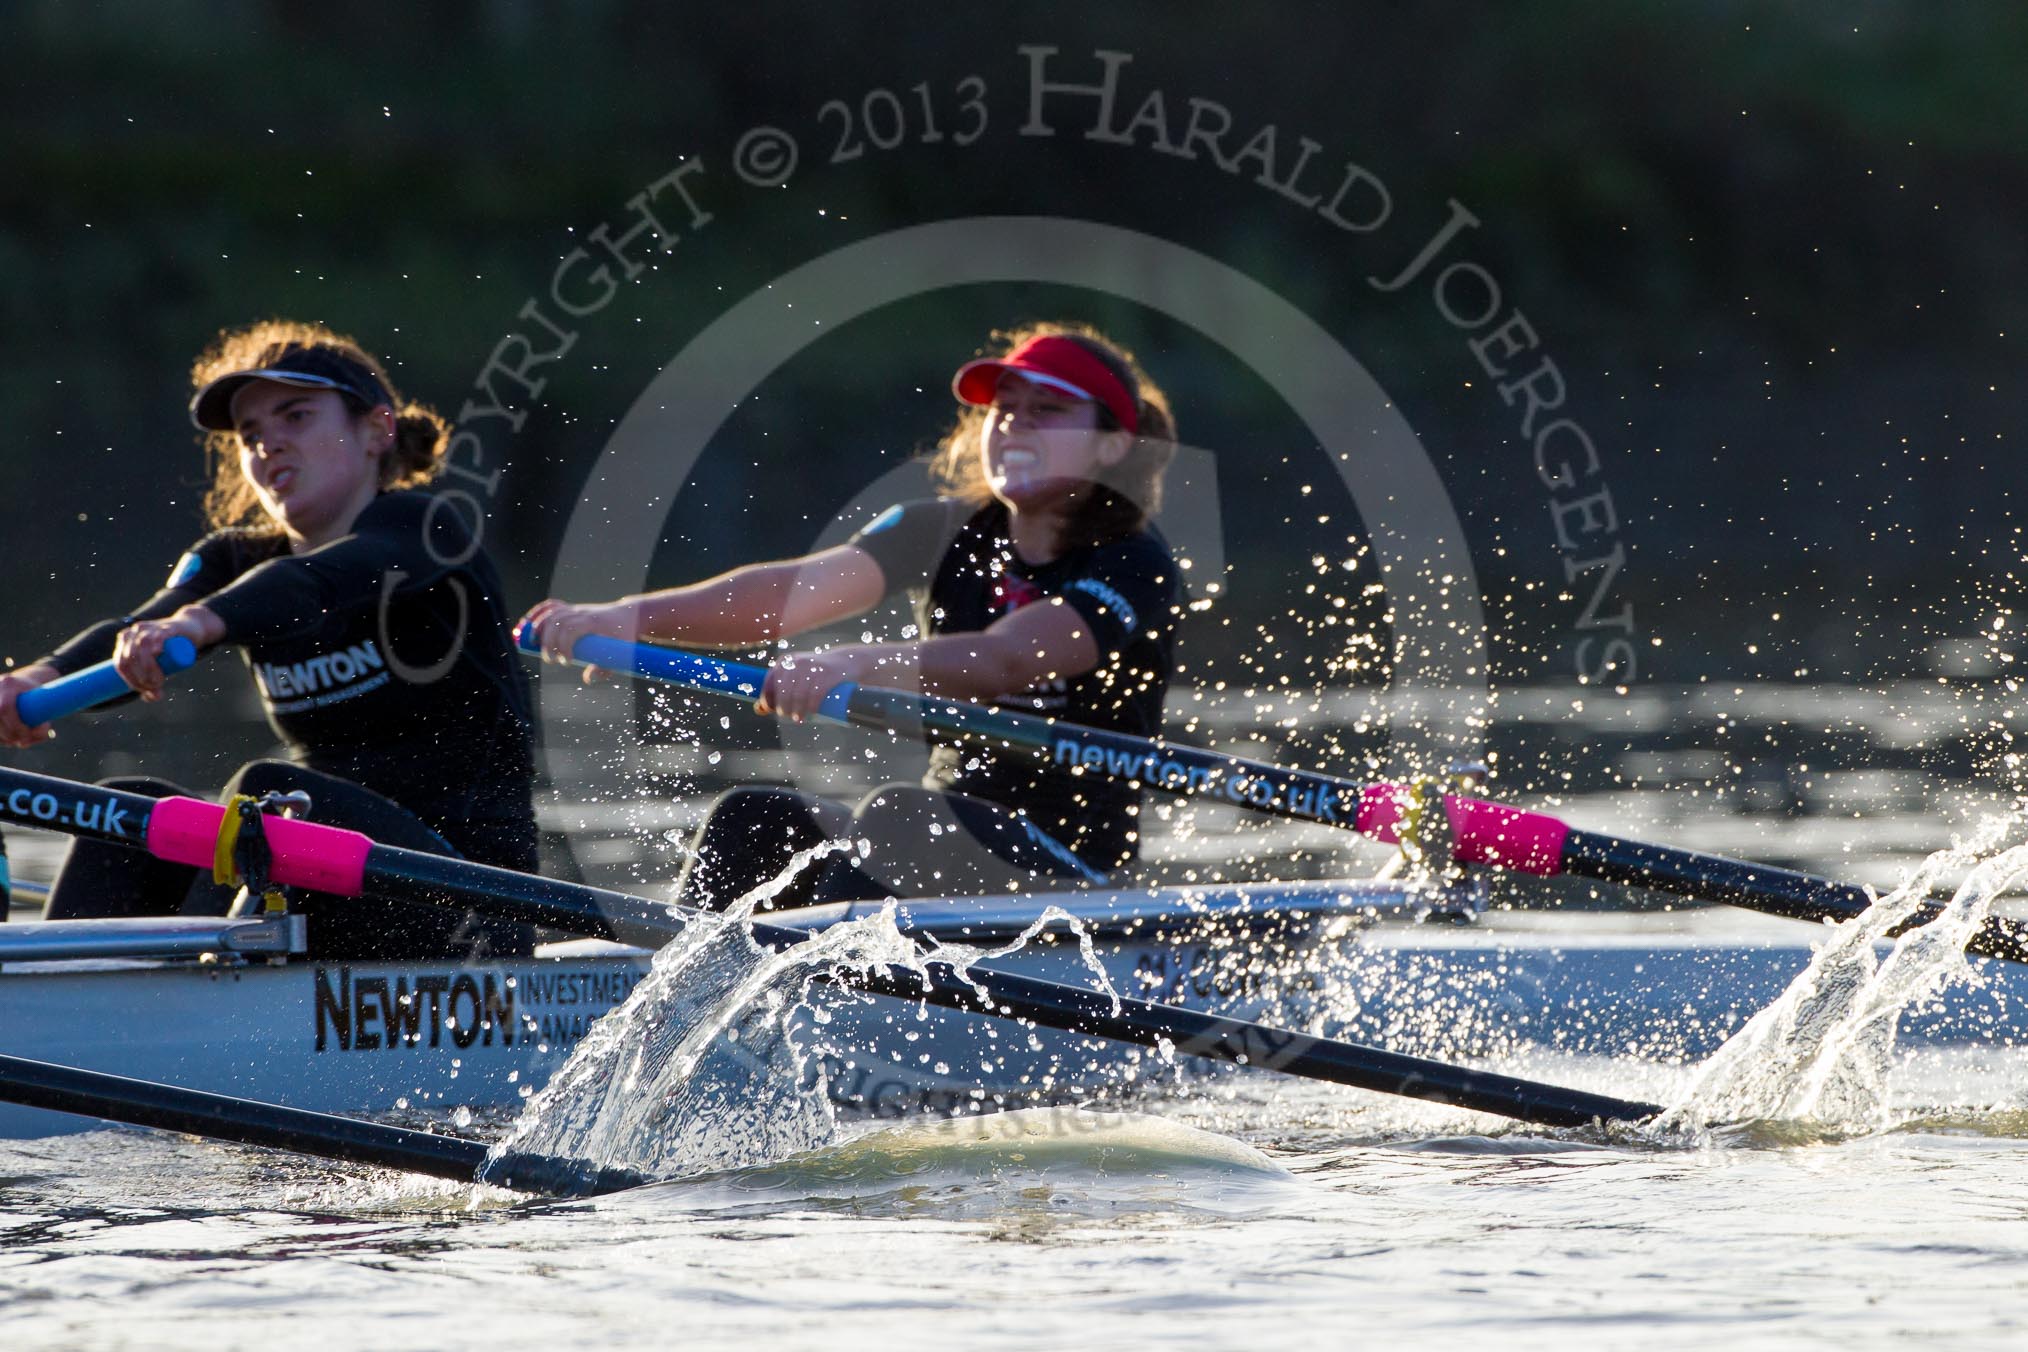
[40,490,538,871]
[847,497,1181,871]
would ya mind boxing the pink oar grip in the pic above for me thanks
[1354,784,1571,876]
[146,797,373,896]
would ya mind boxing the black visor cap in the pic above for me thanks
[189,347,393,431]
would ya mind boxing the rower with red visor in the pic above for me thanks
[524,323,1184,910]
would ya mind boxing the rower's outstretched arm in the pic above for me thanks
[523,544,888,662]
[12,533,248,736]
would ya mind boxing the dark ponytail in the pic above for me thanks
[381,404,451,490]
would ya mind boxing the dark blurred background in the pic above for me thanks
[3,1,2025,850]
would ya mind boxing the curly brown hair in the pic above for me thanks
[927,322,1177,550]
[191,319,450,531]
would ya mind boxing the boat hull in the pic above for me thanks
[0,955,649,1138]
[0,880,1395,1138]
[5,888,2024,1139]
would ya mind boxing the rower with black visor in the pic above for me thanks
[0,321,537,960]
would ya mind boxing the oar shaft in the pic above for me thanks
[921,959,1649,1127]
[0,1052,488,1182]
[525,632,1472,852]
[840,683,1376,829]
[0,768,374,897]
[16,636,198,727]
[1562,830,1875,924]
[1560,829,2028,963]
[0,771,160,848]
[0,1052,648,1196]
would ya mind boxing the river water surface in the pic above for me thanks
[7,1094,2028,1349]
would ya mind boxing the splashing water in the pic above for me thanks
[1660,819,2028,1137]
[930,903,1123,1016]
[485,842,925,1192]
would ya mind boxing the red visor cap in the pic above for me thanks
[952,335,1139,435]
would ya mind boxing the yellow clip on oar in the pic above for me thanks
[210,793,302,915]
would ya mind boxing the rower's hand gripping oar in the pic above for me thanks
[13,636,200,728]
[518,631,2028,967]
[0,762,1660,1132]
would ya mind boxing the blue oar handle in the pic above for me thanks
[15,636,199,728]
[512,626,860,720]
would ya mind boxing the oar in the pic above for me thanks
[0,764,1658,1131]
[0,1052,647,1196]
[524,633,2028,966]
[14,636,199,727]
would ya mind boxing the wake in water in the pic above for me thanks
[603,1108,1305,1222]
[1659,819,2028,1137]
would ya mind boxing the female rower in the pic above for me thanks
[0,321,536,960]
[524,322,1182,912]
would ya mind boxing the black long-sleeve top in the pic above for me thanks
[41,490,538,870]
[848,497,1182,871]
